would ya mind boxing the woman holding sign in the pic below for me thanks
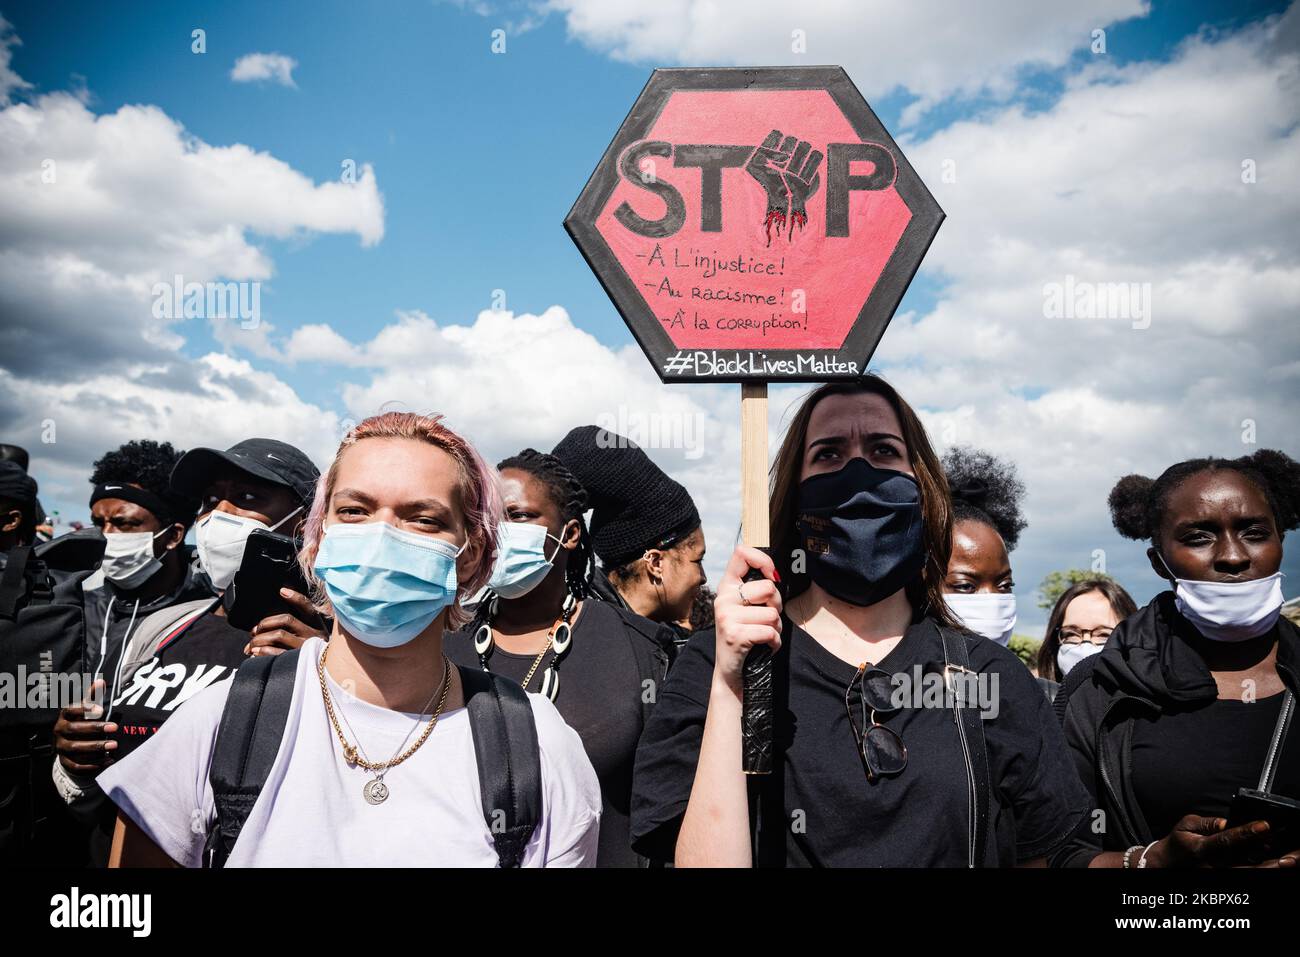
[630,376,1089,866]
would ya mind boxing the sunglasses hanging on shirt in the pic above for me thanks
[844,664,908,781]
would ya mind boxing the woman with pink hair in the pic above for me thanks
[100,412,601,867]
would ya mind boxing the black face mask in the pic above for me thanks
[795,457,926,608]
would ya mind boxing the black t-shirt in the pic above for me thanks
[631,615,1089,866]
[1131,690,1300,838]
[446,598,667,868]
[108,608,250,758]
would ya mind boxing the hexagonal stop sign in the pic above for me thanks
[566,67,944,382]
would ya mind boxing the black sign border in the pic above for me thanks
[565,66,945,383]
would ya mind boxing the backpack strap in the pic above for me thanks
[459,666,542,868]
[0,546,33,619]
[937,623,992,868]
[203,648,300,868]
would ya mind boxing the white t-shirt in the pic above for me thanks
[98,637,601,867]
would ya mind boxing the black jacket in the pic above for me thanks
[1050,590,1300,867]
[589,569,692,652]
[82,550,215,705]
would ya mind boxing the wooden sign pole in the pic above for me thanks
[740,382,770,548]
[740,381,773,775]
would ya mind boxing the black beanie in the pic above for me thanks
[552,425,700,569]
[0,460,37,514]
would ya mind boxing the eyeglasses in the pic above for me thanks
[844,664,907,781]
[1058,626,1113,645]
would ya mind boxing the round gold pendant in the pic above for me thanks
[363,778,389,805]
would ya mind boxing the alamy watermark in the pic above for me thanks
[151,274,261,329]
[50,888,151,937]
[0,667,99,711]
[1043,274,1151,330]
[889,666,1001,719]
[595,406,705,460]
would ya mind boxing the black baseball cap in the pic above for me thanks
[170,438,320,509]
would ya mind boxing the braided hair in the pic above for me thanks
[941,446,1028,551]
[1109,448,1300,542]
[496,448,594,600]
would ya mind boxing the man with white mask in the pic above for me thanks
[1052,449,1300,870]
[49,441,211,865]
[52,438,323,830]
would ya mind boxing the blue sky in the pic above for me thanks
[6,0,1285,411]
[3,0,1297,632]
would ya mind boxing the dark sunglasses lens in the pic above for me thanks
[864,726,907,776]
[861,670,898,712]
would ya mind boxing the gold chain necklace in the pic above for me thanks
[317,643,452,805]
[519,635,555,692]
[474,593,577,700]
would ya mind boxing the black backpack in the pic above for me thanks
[1,537,102,864]
[0,539,103,729]
[203,648,543,868]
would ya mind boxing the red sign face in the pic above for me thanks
[566,68,943,382]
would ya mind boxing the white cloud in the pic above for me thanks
[0,30,380,522]
[230,52,298,88]
[0,355,346,517]
[0,84,385,381]
[539,0,1149,123]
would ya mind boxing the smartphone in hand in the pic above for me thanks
[223,529,311,632]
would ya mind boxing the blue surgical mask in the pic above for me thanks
[314,521,466,648]
[489,522,562,599]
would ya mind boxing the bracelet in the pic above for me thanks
[1136,840,1160,868]
[1122,844,1143,869]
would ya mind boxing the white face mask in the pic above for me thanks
[1154,551,1285,642]
[101,527,171,589]
[945,592,1017,646]
[1176,575,1286,643]
[196,506,301,591]
[1057,640,1103,677]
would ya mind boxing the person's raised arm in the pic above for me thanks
[675,545,781,868]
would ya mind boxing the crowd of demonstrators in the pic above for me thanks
[631,378,1089,866]
[552,425,707,643]
[50,438,325,855]
[1051,450,1300,869]
[2,378,1298,870]
[445,447,676,867]
[102,413,599,867]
